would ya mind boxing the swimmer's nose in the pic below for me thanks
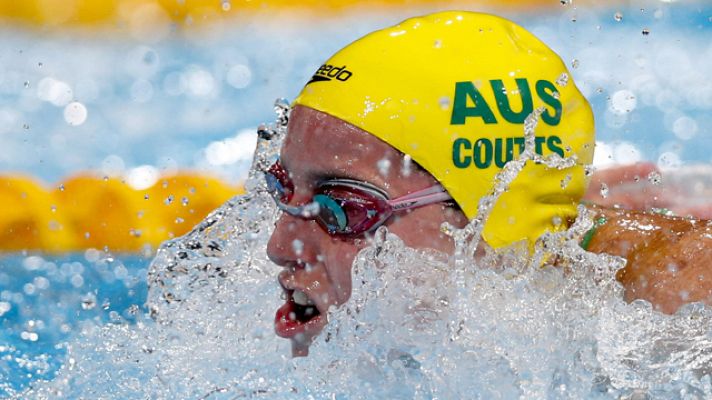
[266,213,316,266]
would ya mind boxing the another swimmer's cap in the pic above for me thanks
[294,11,594,249]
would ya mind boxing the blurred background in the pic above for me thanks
[0,0,710,395]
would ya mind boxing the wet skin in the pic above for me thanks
[585,206,712,314]
[266,105,468,356]
[267,106,712,357]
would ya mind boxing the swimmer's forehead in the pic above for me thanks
[281,106,402,186]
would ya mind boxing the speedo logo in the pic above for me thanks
[307,64,353,84]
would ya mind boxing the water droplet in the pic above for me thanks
[434,39,442,48]
[22,123,30,130]
[555,73,569,87]
[599,183,609,198]
[50,205,57,213]
[571,59,580,69]
[614,11,623,22]
[81,292,97,310]
[584,165,594,177]
[181,197,189,206]
[58,184,65,191]
[221,0,231,11]
[127,304,139,315]
[401,155,413,177]
[23,81,30,88]
[377,158,391,177]
[642,28,650,36]
[560,174,572,189]
[439,96,450,110]
[164,195,174,205]
[144,194,150,200]
[37,62,43,68]
[292,239,304,256]
[647,171,662,185]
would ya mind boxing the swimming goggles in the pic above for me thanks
[264,161,453,238]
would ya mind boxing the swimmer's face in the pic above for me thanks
[267,105,468,356]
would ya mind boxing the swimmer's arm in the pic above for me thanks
[583,206,712,314]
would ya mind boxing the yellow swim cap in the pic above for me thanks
[294,11,594,248]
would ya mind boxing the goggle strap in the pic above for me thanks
[395,185,448,201]
[388,186,452,211]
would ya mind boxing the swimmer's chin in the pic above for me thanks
[288,316,327,357]
[274,311,327,357]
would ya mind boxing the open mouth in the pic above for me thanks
[275,287,324,338]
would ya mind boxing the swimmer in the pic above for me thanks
[264,11,712,356]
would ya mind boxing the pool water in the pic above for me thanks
[0,253,149,396]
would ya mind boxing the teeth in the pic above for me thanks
[293,289,313,306]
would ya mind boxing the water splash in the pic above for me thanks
[18,104,712,399]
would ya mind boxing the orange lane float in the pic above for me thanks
[0,175,77,252]
[0,0,593,29]
[1,173,242,253]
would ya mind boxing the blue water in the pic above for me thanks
[0,253,149,396]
